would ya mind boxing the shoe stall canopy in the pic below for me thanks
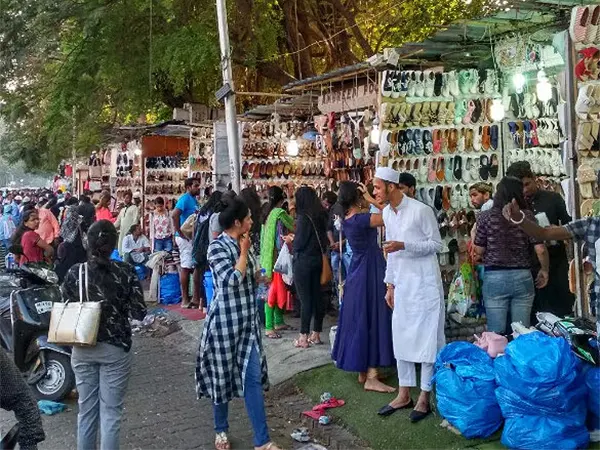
[380,0,590,318]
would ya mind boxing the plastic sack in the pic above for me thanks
[586,367,600,429]
[159,273,181,304]
[38,400,67,415]
[433,341,503,439]
[474,332,508,358]
[495,332,589,449]
[502,416,590,450]
[273,245,293,285]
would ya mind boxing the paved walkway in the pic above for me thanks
[0,314,346,449]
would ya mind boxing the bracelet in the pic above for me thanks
[509,210,525,225]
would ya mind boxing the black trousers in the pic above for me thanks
[294,260,325,335]
[532,250,575,320]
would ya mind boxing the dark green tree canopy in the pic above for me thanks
[0,0,489,171]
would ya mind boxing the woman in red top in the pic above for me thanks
[11,209,54,266]
[95,192,115,223]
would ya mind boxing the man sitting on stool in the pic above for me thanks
[122,224,151,266]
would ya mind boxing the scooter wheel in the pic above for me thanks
[34,351,75,402]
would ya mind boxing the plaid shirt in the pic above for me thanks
[565,217,600,315]
[195,233,268,404]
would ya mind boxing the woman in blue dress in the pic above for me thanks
[332,181,395,392]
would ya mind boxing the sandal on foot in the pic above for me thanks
[293,338,310,348]
[265,331,282,339]
[215,432,231,450]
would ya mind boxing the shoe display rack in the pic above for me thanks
[144,154,189,208]
[313,110,376,189]
[379,68,503,213]
[189,125,214,188]
[571,4,600,218]
[496,33,567,194]
[113,142,143,203]
[240,120,332,198]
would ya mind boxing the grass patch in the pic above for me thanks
[294,363,501,450]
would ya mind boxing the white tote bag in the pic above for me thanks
[48,263,102,346]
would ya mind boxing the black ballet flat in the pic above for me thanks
[377,399,414,417]
[409,407,431,423]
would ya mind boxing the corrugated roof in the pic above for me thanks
[388,0,578,67]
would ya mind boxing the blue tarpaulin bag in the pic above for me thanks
[159,273,181,304]
[433,341,503,439]
[586,367,600,429]
[495,332,589,450]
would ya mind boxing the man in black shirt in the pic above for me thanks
[506,162,574,318]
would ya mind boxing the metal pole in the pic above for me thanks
[72,106,77,193]
[215,0,241,193]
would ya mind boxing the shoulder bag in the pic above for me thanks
[48,263,102,346]
[306,215,333,285]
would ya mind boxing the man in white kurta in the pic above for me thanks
[114,191,141,255]
[373,167,445,422]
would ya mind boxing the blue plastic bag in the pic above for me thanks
[495,332,589,450]
[502,416,591,450]
[586,367,600,429]
[110,249,122,262]
[433,341,503,439]
[38,400,67,415]
[159,273,181,304]
[134,265,146,280]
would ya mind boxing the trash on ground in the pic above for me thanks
[291,427,311,443]
[318,415,331,425]
[38,400,67,415]
[130,308,181,337]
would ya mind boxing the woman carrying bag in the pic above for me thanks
[60,220,147,450]
[288,187,330,349]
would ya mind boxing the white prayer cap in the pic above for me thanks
[375,167,400,184]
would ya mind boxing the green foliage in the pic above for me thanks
[0,0,490,171]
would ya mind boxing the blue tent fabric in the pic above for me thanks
[433,341,503,439]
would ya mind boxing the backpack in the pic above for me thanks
[192,213,211,268]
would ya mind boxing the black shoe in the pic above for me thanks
[377,400,414,417]
[409,408,431,423]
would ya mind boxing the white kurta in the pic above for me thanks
[114,204,141,255]
[383,196,445,364]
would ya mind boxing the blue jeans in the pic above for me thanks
[72,342,132,450]
[153,237,173,252]
[213,345,269,447]
[483,269,535,334]
[331,243,353,304]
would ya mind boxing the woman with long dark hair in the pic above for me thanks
[12,209,54,265]
[196,196,280,450]
[473,177,549,334]
[61,220,146,450]
[54,202,87,282]
[332,182,395,391]
[289,186,328,348]
[259,186,294,339]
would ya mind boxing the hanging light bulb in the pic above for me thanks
[512,72,525,94]
[490,98,505,122]
[370,116,381,145]
[536,69,552,102]
[286,135,299,156]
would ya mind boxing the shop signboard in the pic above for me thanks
[318,81,378,114]
[214,122,231,190]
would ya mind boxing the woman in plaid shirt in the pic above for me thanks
[195,196,280,450]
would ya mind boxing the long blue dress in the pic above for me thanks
[332,213,394,372]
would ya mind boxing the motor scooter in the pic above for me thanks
[0,263,75,401]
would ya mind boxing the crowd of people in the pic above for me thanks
[2,158,599,450]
